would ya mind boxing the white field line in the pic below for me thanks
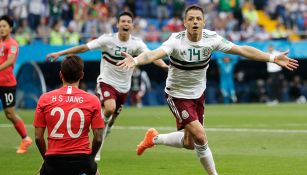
[0,124,307,134]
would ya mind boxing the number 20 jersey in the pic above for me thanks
[34,86,104,155]
[86,33,149,93]
[159,29,234,99]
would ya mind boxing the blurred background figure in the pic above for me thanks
[289,75,306,104]
[130,67,151,108]
[217,56,238,103]
[266,45,283,105]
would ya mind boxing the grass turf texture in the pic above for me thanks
[0,103,306,175]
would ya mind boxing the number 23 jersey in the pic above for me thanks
[159,29,234,99]
[87,33,149,93]
[33,86,105,155]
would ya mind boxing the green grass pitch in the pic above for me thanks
[0,103,306,175]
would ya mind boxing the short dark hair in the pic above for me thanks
[117,11,134,22]
[0,15,14,28]
[61,55,84,83]
[184,5,204,18]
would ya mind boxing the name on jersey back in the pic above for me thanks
[52,95,83,103]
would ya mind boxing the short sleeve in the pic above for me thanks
[214,34,234,52]
[33,97,46,128]
[8,42,18,55]
[86,34,107,50]
[158,34,176,56]
[91,97,105,129]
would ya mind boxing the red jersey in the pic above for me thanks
[0,37,18,86]
[34,86,105,156]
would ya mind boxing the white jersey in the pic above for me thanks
[87,33,149,93]
[159,29,234,99]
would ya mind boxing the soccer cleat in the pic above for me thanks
[16,137,32,154]
[136,128,158,156]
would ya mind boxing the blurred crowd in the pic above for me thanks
[0,0,306,46]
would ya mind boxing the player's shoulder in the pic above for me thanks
[202,29,218,38]
[8,37,19,46]
[130,35,144,42]
[99,33,115,39]
[173,31,186,40]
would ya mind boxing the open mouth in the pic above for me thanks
[123,28,129,32]
[192,26,199,30]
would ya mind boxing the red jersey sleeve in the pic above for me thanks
[33,96,46,128]
[7,42,18,57]
[91,97,105,129]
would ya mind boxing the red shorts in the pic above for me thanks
[96,82,128,114]
[166,93,205,130]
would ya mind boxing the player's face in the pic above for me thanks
[0,20,12,38]
[184,10,205,36]
[117,15,133,34]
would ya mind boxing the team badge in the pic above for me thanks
[10,46,17,54]
[181,110,189,120]
[104,91,110,97]
[202,47,212,58]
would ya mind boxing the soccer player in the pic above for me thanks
[0,15,32,154]
[46,11,168,161]
[118,5,299,175]
[34,55,104,175]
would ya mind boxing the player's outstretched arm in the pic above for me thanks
[45,44,89,62]
[117,48,167,70]
[227,45,299,71]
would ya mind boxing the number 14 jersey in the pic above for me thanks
[159,29,234,99]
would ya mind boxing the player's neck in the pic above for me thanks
[63,82,79,88]
[187,32,201,42]
[118,32,130,42]
[1,35,10,41]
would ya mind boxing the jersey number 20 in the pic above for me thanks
[50,107,85,138]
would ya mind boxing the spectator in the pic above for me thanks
[289,75,307,103]
[166,16,184,32]
[145,25,160,42]
[49,20,65,45]
[36,17,51,44]
[9,0,28,21]
[0,0,9,16]
[65,26,80,45]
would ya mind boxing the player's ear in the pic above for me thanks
[59,71,63,81]
[80,72,84,80]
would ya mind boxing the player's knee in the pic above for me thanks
[4,109,15,120]
[193,132,206,145]
[104,107,116,116]
[183,141,195,150]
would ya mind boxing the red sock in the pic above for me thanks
[14,120,27,139]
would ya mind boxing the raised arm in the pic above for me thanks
[227,45,299,71]
[117,48,167,70]
[45,44,89,62]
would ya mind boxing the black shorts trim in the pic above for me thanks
[40,154,97,175]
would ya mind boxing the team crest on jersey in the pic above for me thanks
[104,91,110,97]
[181,110,189,120]
[10,46,17,54]
[202,47,212,58]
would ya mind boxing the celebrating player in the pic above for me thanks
[118,5,299,175]
[34,55,104,175]
[0,15,32,154]
[46,11,168,161]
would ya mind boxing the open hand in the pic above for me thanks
[274,50,299,71]
[46,52,60,62]
[117,52,136,70]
